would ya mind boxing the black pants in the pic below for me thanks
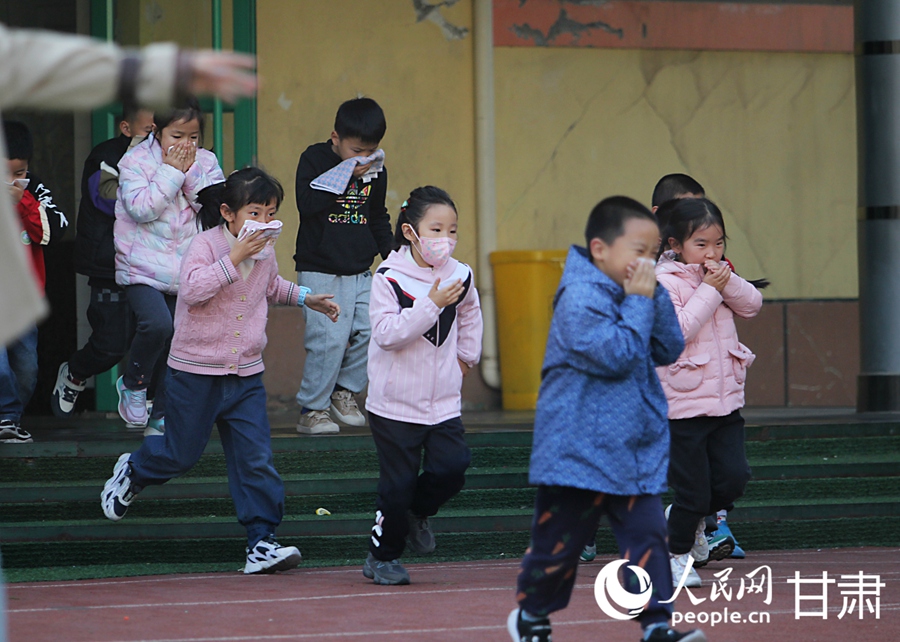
[68,282,135,381]
[367,412,471,561]
[516,487,672,627]
[667,410,751,554]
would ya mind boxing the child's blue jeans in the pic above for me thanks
[0,325,39,423]
[128,369,285,547]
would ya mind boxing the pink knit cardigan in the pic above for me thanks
[167,226,299,376]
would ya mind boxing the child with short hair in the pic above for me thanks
[101,167,340,573]
[52,107,154,420]
[114,98,224,433]
[509,197,705,642]
[293,97,393,435]
[651,173,705,213]
[656,197,761,588]
[363,186,482,585]
[0,120,67,443]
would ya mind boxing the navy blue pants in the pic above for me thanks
[368,412,471,561]
[128,369,284,547]
[516,486,673,627]
[667,410,751,554]
[124,285,176,420]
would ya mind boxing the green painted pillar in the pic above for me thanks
[232,0,257,168]
[91,0,121,412]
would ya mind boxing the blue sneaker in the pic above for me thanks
[143,417,165,438]
[710,516,745,559]
[580,542,597,562]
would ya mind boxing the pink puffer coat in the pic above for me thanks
[114,134,224,293]
[655,251,763,419]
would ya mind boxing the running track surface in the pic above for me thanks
[7,548,898,641]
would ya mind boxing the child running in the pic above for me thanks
[363,186,483,585]
[655,197,761,588]
[101,167,340,574]
[114,98,224,434]
[509,196,705,642]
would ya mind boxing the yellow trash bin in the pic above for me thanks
[490,250,567,410]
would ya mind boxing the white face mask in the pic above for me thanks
[5,178,29,190]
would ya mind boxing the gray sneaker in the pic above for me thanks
[362,552,410,585]
[296,410,339,435]
[330,390,366,426]
[406,512,436,554]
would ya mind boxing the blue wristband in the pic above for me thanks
[297,286,311,307]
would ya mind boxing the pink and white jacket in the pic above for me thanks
[114,134,225,293]
[366,246,483,425]
[655,251,763,419]
[167,226,301,377]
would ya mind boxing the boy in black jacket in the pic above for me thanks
[294,97,392,434]
[51,108,153,422]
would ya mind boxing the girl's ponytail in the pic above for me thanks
[195,167,285,232]
[196,181,228,231]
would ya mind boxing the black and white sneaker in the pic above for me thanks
[507,608,552,642]
[243,537,302,574]
[51,362,86,418]
[0,419,32,443]
[101,453,139,520]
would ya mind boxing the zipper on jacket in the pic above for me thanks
[711,309,725,413]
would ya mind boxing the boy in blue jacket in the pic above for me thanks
[508,197,705,642]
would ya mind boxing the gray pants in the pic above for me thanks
[295,270,371,410]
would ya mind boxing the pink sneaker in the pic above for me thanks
[116,376,148,427]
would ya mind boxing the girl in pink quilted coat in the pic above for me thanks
[113,99,224,433]
[655,197,762,588]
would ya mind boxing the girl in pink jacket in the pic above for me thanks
[102,167,339,574]
[655,197,762,589]
[363,186,483,585]
[114,99,224,433]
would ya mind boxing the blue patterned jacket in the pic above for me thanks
[528,245,685,495]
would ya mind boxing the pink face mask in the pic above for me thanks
[408,226,457,268]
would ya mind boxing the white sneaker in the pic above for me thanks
[51,362,85,418]
[296,410,339,435]
[329,389,366,426]
[691,518,710,566]
[243,537,302,574]
[664,504,710,567]
[101,453,139,521]
[670,552,702,588]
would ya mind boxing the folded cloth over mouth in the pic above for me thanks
[237,219,283,260]
[310,148,385,195]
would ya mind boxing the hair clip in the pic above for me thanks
[400,200,408,212]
